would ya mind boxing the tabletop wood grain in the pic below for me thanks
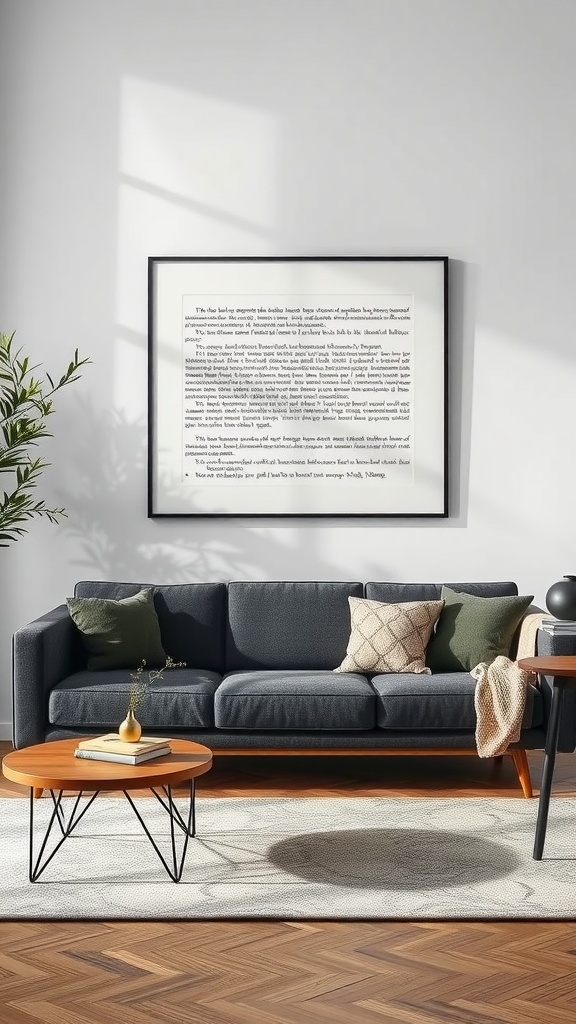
[518,655,576,677]
[1,737,212,792]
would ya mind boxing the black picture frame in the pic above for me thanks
[148,256,448,517]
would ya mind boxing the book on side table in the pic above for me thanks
[540,618,576,635]
[74,734,172,765]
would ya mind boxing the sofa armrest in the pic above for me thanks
[12,605,77,748]
[536,628,576,752]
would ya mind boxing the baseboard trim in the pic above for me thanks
[0,722,13,742]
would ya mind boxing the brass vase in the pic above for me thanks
[118,708,142,742]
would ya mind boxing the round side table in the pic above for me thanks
[518,656,576,860]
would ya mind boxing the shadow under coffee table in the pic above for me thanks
[2,737,213,883]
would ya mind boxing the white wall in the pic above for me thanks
[1,0,575,737]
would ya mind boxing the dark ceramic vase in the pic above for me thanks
[545,575,576,620]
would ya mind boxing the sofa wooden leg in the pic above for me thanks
[510,749,533,798]
[32,787,43,799]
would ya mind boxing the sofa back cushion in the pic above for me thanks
[225,581,363,670]
[365,582,523,673]
[67,589,167,670]
[426,586,533,672]
[74,582,226,671]
[334,597,444,675]
[365,582,519,603]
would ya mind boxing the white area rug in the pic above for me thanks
[1,796,576,919]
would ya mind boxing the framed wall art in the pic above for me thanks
[148,256,448,517]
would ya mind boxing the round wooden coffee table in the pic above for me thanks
[2,738,213,883]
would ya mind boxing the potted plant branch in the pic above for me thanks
[0,331,90,546]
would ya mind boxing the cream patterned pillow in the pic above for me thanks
[334,597,444,674]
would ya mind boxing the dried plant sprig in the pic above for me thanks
[127,656,186,714]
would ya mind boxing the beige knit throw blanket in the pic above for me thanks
[471,612,546,757]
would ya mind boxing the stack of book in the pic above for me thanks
[74,734,172,764]
[540,618,576,636]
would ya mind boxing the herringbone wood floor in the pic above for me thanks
[2,741,576,1023]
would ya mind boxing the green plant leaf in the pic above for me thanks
[0,332,90,546]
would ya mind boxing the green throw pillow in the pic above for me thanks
[67,589,167,670]
[425,586,534,672]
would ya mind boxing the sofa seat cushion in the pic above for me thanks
[372,672,543,731]
[48,669,221,730]
[215,671,375,730]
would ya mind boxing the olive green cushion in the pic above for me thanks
[67,589,167,670]
[426,586,534,672]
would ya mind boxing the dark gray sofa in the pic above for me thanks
[12,580,576,797]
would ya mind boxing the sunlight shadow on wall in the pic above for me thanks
[55,397,351,584]
[54,398,249,580]
[109,74,467,573]
[116,76,277,336]
[114,75,282,507]
[120,77,276,226]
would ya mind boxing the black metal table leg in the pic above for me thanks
[27,783,195,883]
[533,682,565,860]
[122,779,195,882]
[151,779,196,837]
[29,788,99,882]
